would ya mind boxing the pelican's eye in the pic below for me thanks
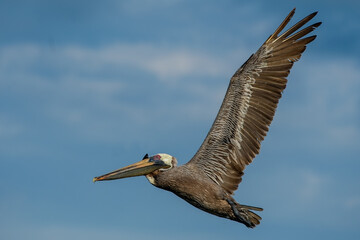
[149,155,162,163]
[152,155,161,161]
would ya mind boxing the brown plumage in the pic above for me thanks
[93,9,321,228]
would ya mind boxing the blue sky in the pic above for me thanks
[0,0,359,239]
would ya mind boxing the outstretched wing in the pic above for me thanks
[186,9,321,195]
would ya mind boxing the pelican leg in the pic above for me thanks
[226,199,241,218]
[226,198,260,228]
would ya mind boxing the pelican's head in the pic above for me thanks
[93,153,177,182]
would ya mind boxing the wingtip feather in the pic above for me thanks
[266,8,296,42]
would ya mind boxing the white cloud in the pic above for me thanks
[252,165,360,228]
[1,43,359,152]
[144,50,227,80]
[275,56,360,152]
[261,167,329,208]
[0,222,214,240]
[297,169,326,202]
[0,43,235,143]
[10,43,230,80]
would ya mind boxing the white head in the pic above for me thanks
[151,153,176,170]
[142,153,176,185]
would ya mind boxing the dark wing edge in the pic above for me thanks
[186,8,321,195]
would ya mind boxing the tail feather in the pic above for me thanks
[226,199,262,228]
[238,204,263,212]
[235,204,263,228]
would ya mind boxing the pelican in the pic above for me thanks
[93,9,321,228]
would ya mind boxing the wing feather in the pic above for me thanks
[186,9,321,195]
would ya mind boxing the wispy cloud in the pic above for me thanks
[275,56,360,152]
[0,222,219,240]
[0,43,232,145]
[1,43,359,150]
[254,165,360,228]
[1,43,230,80]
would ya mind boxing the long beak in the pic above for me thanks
[93,158,167,182]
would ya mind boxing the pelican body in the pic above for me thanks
[93,9,321,228]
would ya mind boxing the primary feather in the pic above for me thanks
[187,8,321,195]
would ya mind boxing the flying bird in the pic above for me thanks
[93,8,321,228]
